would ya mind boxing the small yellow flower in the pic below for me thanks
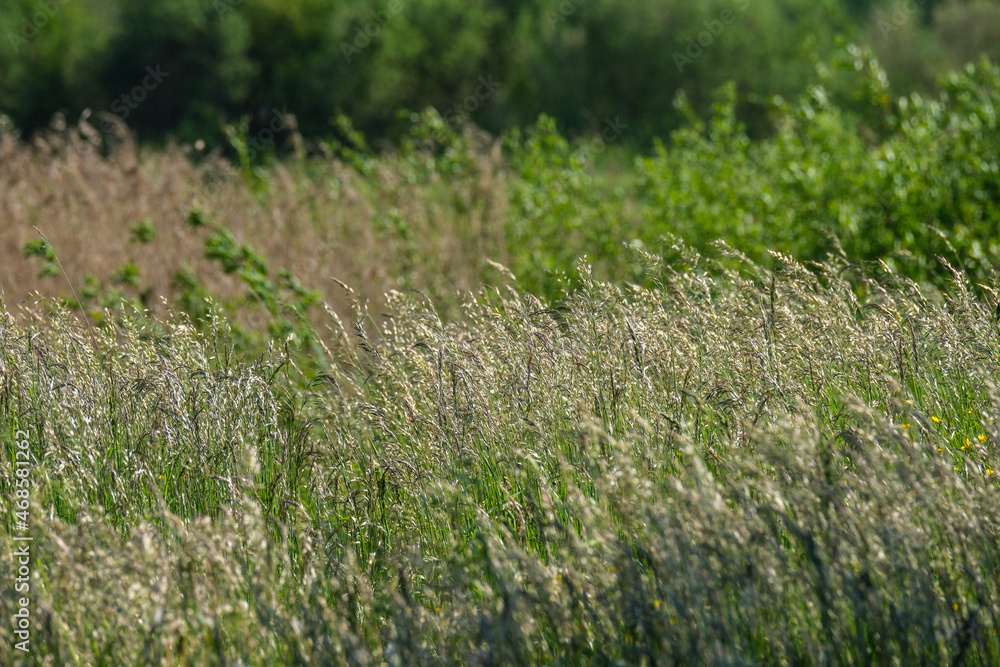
[968,410,974,415]
[980,435,988,443]
[900,423,910,429]
[987,468,993,476]
[937,448,944,452]
[670,618,677,626]
[962,438,971,451]
[954,603,960,612]
[556,573,562,580]
[654,600,661,609]
[435,607,442,613]
[931,416,942,424]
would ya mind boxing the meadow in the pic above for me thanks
[2,53,1000,664]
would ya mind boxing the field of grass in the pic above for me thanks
[3,246,1000,663]
[2,53,1000,665]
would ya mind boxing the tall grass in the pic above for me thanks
[5,57,999,322]
[0,114,507,323]
[3,242,1000,664]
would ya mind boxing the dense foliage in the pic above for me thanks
[501,53,1000,299]
[2,0,999,145]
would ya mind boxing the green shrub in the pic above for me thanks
[633,53,1000,287]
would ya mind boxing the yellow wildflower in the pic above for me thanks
[931,416,942,424]
[980,435,988,443]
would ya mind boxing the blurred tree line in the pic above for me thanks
[1,0,997,148]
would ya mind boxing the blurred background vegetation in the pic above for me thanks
[2,0,999,148]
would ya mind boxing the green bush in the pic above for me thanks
[487,53,998,298]
[632,53,1000,287]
